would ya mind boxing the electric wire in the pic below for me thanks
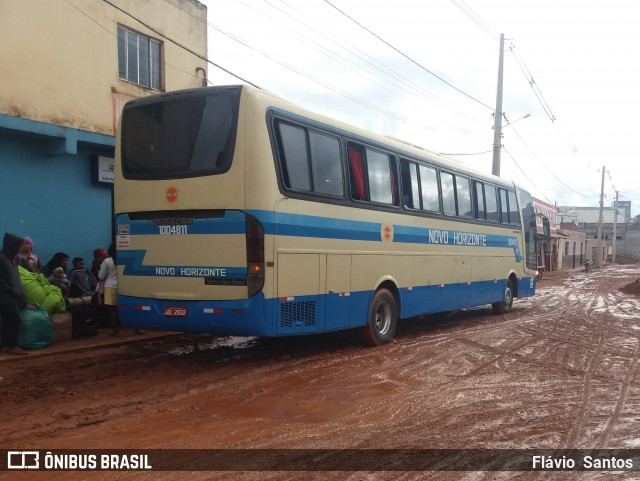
[264,0,482,123]
[64,0,219,87]
[508,123,599,199]
[322,0,495,111]
[449,0,500,41]
[100,0,261,87]
[502,147,554,205]
[508,43,556,123]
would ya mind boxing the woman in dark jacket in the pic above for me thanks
[0,233,29,355]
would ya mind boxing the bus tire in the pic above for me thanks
[360,288,397,346]
[492,279,514,315]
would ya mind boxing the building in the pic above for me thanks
[0,0,207,266]
[557,201,633,262]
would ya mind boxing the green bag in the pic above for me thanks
[18,266,66,315]
[18,306,53,350]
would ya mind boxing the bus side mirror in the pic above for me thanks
[540,216,551,240]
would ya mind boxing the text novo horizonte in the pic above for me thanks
[428,229,487,247]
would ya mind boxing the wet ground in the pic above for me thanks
[2,263,640,481]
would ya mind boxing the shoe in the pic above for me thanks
[4,347,29,356]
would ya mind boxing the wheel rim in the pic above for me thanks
[375,301,392,336]
[505,287,513,309]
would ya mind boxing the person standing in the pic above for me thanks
[98,244,144,336]
[18,236,42,274]
[0,233,30,355]
[98,244,120,336]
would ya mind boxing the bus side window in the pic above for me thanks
[348,147,366,201]
[419,164,440,212]
[278,123,311,191]
[349,144,397,206]
[474,181,486,220]
[456,176,472,217]
[366,147,396,205]
[277,122,343,197]
[309,131,343,196]
[485,185,499,222]
[400,160,420,209]
[441,172,456,216]
[508,190,520,225]
[499,188,509,224]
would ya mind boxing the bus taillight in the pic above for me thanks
[246,214,264,297]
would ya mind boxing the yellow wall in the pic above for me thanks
[0,0,207,135]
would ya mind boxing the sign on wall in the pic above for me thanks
[92,155,114,184]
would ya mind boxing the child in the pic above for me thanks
[67,257,96,298]
[47,267,70,296]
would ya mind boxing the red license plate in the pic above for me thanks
[163,306,188,317]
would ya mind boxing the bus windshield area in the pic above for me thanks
[121,88,240,179]
[520,190,538,270]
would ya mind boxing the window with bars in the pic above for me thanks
[118,25,162,90]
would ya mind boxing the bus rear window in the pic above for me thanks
[121,89,240,179]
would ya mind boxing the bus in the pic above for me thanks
[114,85,546,345]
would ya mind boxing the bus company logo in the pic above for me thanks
[8,451,39,470]
[164,185,180,204]
[381,223,394,242]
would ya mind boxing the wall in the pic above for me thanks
[0,132,113,266]
[0,0,207,135]
[0,0,207,268]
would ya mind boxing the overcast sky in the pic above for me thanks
[199,0,640,216]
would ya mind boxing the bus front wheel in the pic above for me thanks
[492,280,514,315]
[360,288,398,346]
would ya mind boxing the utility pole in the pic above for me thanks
[612,190,619,263]
[491,33,505,177]
[595,166,605,268]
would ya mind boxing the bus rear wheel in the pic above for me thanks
[360,288,397,346]
[492,280,514,315]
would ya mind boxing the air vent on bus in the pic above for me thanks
[280,301,317,328]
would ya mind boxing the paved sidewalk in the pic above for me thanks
[0,327,176,362]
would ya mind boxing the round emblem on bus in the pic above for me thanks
[165,185,180,204]
[381,223,394,242]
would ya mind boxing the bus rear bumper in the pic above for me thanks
[117,294,272,336]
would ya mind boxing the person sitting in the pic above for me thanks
[67,257,96,299]
[18,236,42,273]
[42,252,69,278]
[47,267,70,296]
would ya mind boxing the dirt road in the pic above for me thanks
[2,263,640,480]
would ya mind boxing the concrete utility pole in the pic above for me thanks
[491,33,505,177]
[595,166,605,268]
[612,190,619,263]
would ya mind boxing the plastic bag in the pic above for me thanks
[18,306,53,350]
[19,266,66,315]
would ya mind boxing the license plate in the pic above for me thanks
[163,306,188,317]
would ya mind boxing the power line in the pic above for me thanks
[100,0,261,88]
[322,0,495,111]
[508,43,556,123]
[508,123,598,199]
[263,0,481,123]
[502,147,554,205]
[448,0,499,41]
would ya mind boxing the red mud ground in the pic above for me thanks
[2,263,640,481]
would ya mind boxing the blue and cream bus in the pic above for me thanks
[114,85,545,345]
